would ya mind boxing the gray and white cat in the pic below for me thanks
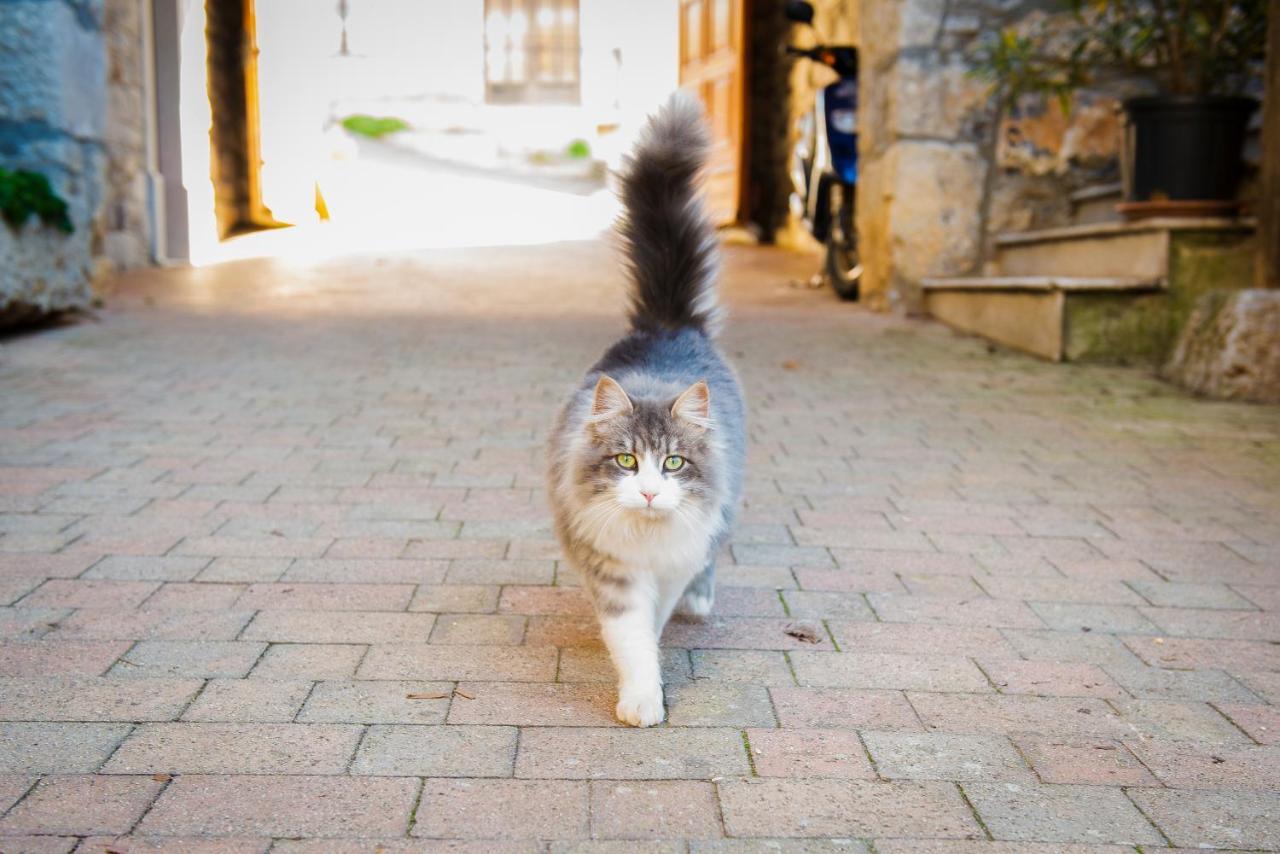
[547,95,745,727]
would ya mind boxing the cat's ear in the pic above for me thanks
[671,380,712,431]
[590,375,633,422]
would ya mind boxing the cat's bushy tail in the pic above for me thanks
[618,93,723,336]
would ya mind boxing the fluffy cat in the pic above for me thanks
[547,95,745,727]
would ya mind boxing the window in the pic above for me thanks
[484,0,581,105]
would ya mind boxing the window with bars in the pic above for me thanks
[484,0,581,104]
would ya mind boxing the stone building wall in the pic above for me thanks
[103,0,152,270]
[852,0,1124,312]
[0,0,152,325]
[0,0,107,323]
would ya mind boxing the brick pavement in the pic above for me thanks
[0,239,1278,851]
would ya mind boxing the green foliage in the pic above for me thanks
[972,0,1268,109]
[340,114,410,138]
[565,138,592,159]
[0,168,73,234]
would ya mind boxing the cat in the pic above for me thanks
[547,94,745,727]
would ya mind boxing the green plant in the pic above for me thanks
[340,114,410,138]
[0,168,73,233]
[972,0,1268,108]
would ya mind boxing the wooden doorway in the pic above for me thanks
[679,0,745,225]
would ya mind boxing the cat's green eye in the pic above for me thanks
[615,453,637,470]
[663,455,685,472]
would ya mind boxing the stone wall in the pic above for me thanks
[0,0,107,323]
[854,0,1125,312]
[0,0,152,325]
[103,0,151,270]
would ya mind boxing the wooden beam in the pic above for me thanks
[1259,0,1280,288]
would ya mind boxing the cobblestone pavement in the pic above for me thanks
[2,240,1279,852]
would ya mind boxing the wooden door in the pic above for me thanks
[679,0,745,225]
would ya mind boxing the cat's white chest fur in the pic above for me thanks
[595,513,717,581]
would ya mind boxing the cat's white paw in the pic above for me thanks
[616,684,665,727]
[677,591,714,618]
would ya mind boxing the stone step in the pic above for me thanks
[1069,182,1123,225]
[922,275,1161,293]
[992,217,1253,279]
[921,275,1164,362]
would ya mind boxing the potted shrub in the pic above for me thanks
[974,0,1268,215]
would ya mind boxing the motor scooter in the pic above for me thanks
[785,0,860,300]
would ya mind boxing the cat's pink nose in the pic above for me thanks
[641,492,657,504]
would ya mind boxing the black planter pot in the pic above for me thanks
[1121,95,1258,203]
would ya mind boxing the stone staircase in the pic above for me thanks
[922,204,1257,363]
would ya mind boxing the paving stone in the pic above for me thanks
[1127,788,1280,849]
[1027,602,1160,634]
[908,693,1127,738]
[358,643,557,682]
[241,610,435,644]
[82,555,210,581]
[962,781,1162,844]
[1103,663,1260,703]
[1012,736,1158,786]
[0,774,163,835]
[45,609,255,642]
[250,643,366,680]
[0,835,76,853]
[1109,699,1251,744]
[1003,630,1145,669]
[557,647,691,684]
[790,651,990,692]
[444,559,555,585]
[350,724,516,776]
[102,722,363,774]
[688,649,792,684]
[143,582,246,610]
[868,593,1044,628]
[136,775,418,837]
[1139,607,1280,641]
[195,558,292,582]
[413,779,589,840]
[0,676,201,722]
[827,623,1017,658]
[516,727,750,779]
[718,778,980,838]
[862,731,1032,782]
[18,580,160,610]
[589,780,720,840]
[77,838,271,853]
[0,640,129,676]
[746,728,875,779]
[412,584,501,613]
[791,568,906,593]
[1123,636,1279,671]
[0,775,34,814]
[446,682,618,726]
[298,679,453,724]
[0,723,131,773]
[770,688,921,730]
[111,640,266,678]
[1127,580,1257,609]
[978,659,1125,699]
[181,678,312,722]
[273,842,526,854]
[781,590,874,620]
[665,682,776,727]
[874,843,1127,853]
[1125,740,1280,790]
[0,608,69,641]
[430,613,526,644]
[235,582,415,612]
[1214,702,1280,744]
